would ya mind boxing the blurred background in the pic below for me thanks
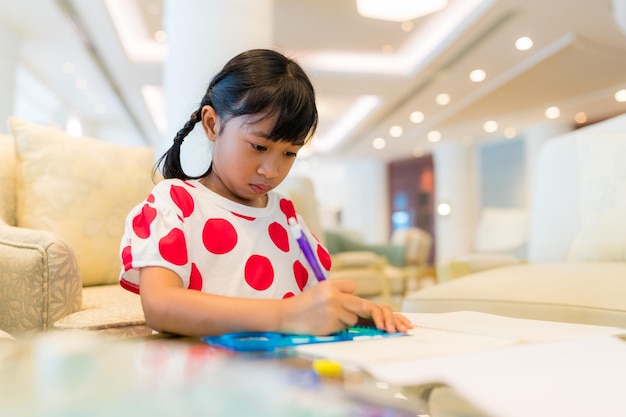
[2,0,626,266]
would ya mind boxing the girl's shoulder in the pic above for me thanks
[149,178,202,196]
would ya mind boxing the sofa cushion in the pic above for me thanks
[9,117,156,287]
[567,131,626,262]
[402,263,626,328]
[53,285,150,337]
[0,134,16,226]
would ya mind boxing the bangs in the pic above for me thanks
[232,80,318,146]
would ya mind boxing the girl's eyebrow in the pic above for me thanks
[249,130,272,139]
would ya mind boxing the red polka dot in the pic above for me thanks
[132,204,157,239]
[244,255,274,291]
[268,222,290,252]
[188,263,203,291]
[317,244,332,271]
[170,185,194,218]
[182,181,196,188]
[147,194,155,203]
[280,198,296,221]
[121,245,133,271]
[159,228,188,265]
[283,292,295,298]
[232,212,256,221]
[293,260,309,291]
[203,218,238,254]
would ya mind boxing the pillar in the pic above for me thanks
[342,158,389,244]
[432,142,478,264]
[161,0,274,174]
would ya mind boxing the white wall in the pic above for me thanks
[294,157,389,244]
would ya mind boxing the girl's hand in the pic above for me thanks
[280,279,414,335]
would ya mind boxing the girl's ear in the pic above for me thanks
[201,106,219,142]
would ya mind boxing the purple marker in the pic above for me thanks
[288,217,326,282]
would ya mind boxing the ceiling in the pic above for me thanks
[2,0,626,163]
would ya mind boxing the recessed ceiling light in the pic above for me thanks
[575,112,587,124]
[545,106,560,119]
[504,127,516,138]
[615,89,626,102]
[372,137,386,149]
[389,125,403,137]
[435,93,450,106]
[412,146,424,157]
[62,62,75,74]
[296,0,486,76]
[469,69,486,82]
[427,130,441,142]
[401,21,414,32]
[75,78,87,90]
[154,30,167,43]
[437,202,452,216]
[483,120,498,132]
[356,0,448,22]
[410,111,424,123]
[515,36,533,51]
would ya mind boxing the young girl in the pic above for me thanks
[119,49,413,337]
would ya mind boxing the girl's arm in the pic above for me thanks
[139,266,413,337]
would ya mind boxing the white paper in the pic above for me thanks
[366,336,626,417]
[294,311,626,417]
[296,311,625,366]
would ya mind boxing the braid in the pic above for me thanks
[173,110,200,145]
[154,105,209,181]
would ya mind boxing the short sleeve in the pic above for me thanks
[119,181,195,292]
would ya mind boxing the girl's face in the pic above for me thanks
[201,106,302,208]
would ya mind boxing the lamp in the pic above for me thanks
[356,0,448,22]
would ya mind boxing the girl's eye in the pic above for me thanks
[285,151,298,158]
[252,143,267,151]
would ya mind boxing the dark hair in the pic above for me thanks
[155,49,319,180]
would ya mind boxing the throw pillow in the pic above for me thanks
[9,116,157,286]
[567,131,626,261]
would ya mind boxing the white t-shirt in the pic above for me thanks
[119,179,331,299]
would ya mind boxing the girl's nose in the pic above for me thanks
[258,155,280,178]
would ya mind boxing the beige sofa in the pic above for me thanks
[403,112,626,328]
[0,117,155,337]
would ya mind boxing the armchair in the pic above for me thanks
[274,169,435,298]
[403,112,626,328]
[435,207,527,282]
[0,117,154,337]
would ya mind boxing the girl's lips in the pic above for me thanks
[250,183,270,194]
